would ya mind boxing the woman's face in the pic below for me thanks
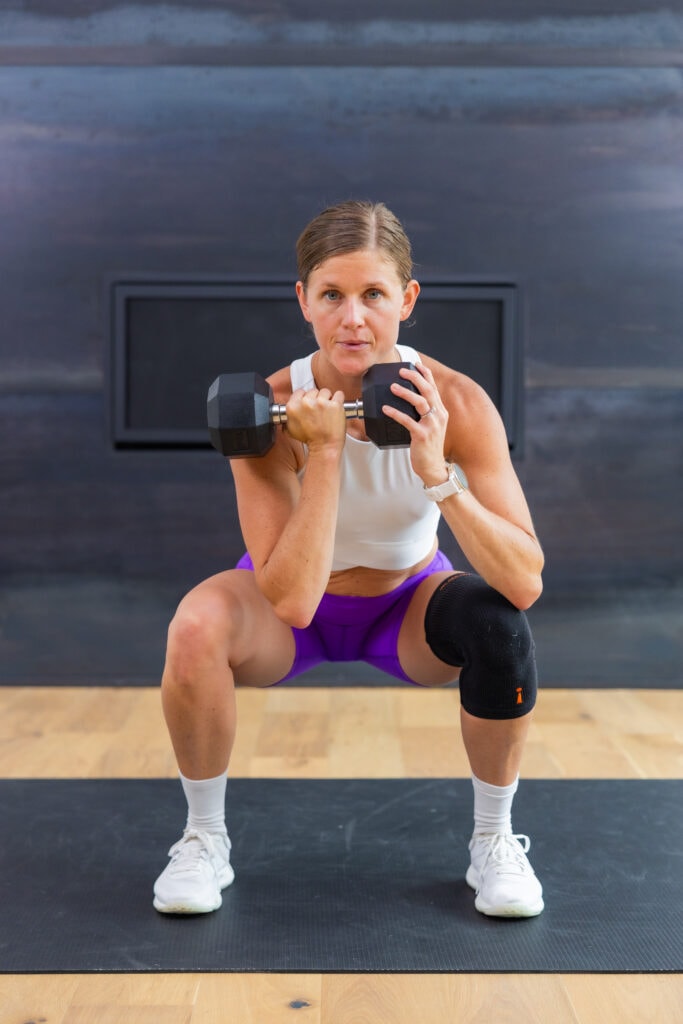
[296,249,419,379]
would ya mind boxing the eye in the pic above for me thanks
[323,289,341,301]
[365,289,382,300]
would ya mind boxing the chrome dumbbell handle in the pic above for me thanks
[270,399,364,424]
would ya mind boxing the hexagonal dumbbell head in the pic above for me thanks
[207,371,275,457]
[362,361,420,448]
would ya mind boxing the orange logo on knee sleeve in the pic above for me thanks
[516,687,523,705]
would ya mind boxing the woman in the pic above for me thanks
[154,200,545,918]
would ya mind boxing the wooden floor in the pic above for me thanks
[1,685,682,1023]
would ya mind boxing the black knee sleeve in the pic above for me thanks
[424,574,537,720]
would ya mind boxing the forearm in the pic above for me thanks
[256,447,342,627]
[438,490,544,610]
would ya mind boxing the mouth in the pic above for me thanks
[336,339,370,350]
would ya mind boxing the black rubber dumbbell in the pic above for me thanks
[207,362,420,457]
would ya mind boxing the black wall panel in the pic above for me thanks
[1,2,682,596]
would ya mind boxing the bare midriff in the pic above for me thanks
[324,538,438,597]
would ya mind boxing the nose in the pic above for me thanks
[341,297,364,329]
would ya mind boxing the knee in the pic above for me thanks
[164,587,239,687]
[424,574,537,719]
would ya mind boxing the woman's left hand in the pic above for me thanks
[383,363,450,486]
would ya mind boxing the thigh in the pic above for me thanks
[177,567,297,688]
[397,570,464,686]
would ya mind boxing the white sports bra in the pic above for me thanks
[290,345,442,571]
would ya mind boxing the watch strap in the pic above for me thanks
[423,463,468,502]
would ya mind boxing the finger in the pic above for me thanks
[400,362,432,385]
[301,387,330,410]
[389,378,434,418]
[381,403,417,428]
[399,365,442,412]
[401,364,438,403]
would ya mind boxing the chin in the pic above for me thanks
[330,347,374,372]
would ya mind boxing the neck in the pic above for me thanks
[312,348,401,399]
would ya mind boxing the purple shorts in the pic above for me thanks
[235,549,454,684]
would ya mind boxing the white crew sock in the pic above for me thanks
[471,772,518,837]
[180,771,228,834]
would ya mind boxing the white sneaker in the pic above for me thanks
[466,832,544,918]
[153,828,235,914]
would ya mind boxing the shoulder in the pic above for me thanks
[268,351,317,403]
[418,351,496,417]
[417,351,509,463]
[267,364,293,404]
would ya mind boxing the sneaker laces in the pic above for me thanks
[166,828,226,877]
[475,833,533,877]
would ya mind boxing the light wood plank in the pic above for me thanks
[256,711,331,760]
[395,686,460,727]
[562,973,683,1024]
[321,973,581,1024]
[399,724,472,776]
[70,974,200,1006]
[228,686,269,777]
[0,973,79,1024]
[531,721,643,778]
[2,972,681,1024]
[0,686,682,779]
[192,974,322,1024]
[578,689,677,735]
[612,730,683,777]
[326,689,404,777]
[64,1008,191,1024]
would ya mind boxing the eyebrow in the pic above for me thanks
[317,280,388,290]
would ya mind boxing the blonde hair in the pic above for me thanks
[296,200,413,288]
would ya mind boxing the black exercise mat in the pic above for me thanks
[0,778,680,974]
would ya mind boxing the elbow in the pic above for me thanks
[278,609,314,630]
[513,543,545,611]
[271,596,317,630]
[511,573,543,613]
[256,568,320,629]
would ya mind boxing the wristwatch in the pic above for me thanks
[423,463,469,502]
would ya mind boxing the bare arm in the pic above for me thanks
[384,358,544,610]
[230,381,347,628]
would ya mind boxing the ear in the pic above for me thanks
[399,279,420,320]
[296,281,312,322]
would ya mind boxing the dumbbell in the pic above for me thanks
[207,362,420,457]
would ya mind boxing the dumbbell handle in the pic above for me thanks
[270,399,364,424]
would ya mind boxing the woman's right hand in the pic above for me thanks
[284,387,347,454]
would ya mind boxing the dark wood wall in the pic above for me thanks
[1,1,682,595]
